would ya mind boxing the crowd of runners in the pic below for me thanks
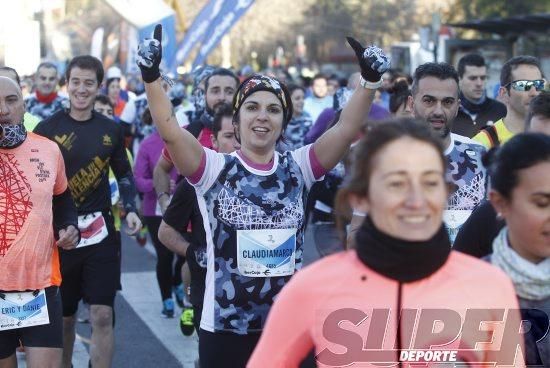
[0,21,548,368]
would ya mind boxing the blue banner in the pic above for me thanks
[192,0,255,69]
[139,15,177,74]
[169,0,227,73]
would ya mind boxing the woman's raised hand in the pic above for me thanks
[136,24,163,83]
[346,36,390,83]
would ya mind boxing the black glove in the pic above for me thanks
[346,37,390,82]
[136,24,163,83]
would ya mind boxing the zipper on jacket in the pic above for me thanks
[397,282,403,368]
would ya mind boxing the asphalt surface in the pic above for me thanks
[17,220,331,367]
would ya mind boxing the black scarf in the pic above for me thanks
[459,91,488,115]
[200,108,215,130]
[186,109,215,139]
[355,216,451,283]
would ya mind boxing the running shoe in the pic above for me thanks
[179,307,194,336]
[136,227,148,247]
[161,299,175,318]
[173,284,185,308]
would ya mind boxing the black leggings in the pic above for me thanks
[199,329,261,368]
[144,216,184,301]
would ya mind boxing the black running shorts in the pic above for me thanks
[0,286,63,359]
[59,226,120,316]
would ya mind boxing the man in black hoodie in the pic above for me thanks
[452,53,506,138]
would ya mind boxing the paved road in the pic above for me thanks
[17,221,330,367]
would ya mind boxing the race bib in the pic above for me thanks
[237,228,296,277]
[109,178,120,206]
[443,209,473,244]
[0,290,49,331]
[77,212,108,248]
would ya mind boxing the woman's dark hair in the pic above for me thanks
[334,118,446,242]
[389,80,411,114]
[106,77,120,90]
[487,132,550,199]
[232,75,293,144]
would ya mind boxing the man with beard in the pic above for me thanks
[303,74,333,122]
[0,76,79,368]
[153,68,239,215]
[184,68,239,147]
[406,62,487,243]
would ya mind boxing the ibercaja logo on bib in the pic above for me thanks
[315,307,549,366]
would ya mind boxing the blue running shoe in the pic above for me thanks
[161,299,175,318]
[173,284,185,308]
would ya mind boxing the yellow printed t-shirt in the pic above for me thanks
[473,119,515,148]
[0,132,68,291]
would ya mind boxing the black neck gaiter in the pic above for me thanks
[459,91,488,115]
[355,216,451,283]
[200,108,215,130]
[0,123,27,149]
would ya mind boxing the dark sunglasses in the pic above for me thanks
[506,79,545,92]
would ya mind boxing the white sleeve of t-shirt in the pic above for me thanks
[189,148,226,195]
[290,144,320,190]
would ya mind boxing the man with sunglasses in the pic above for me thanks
[474,55,545,148]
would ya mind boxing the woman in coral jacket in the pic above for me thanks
[248,119,525,368]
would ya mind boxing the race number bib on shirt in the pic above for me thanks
[0,290,49,331]
[109,178,120,206]
[443,209,473,244]
[237,228,296,277]
[77,212,108,248]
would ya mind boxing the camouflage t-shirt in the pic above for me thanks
[444,133,487,243]
[284,112,313,150]
[25,93,68,121]
[191,145,321,334]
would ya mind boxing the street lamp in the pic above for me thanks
[432,12,441,62]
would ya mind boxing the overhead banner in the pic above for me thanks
[170,0,226,73]
[192,0,255,69]
[138,16,177,73]
[104,0,177,72]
